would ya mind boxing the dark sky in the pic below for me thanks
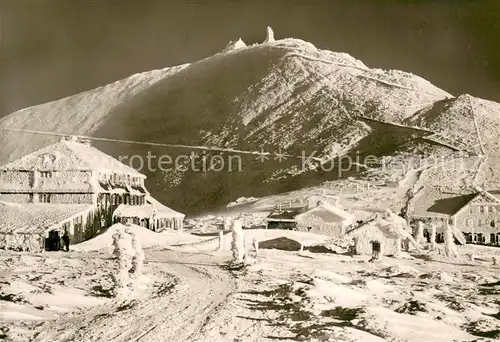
[2,0,500,118]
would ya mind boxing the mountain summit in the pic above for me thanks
[1,30,498,214]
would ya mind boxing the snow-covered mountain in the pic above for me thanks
[1,31,498,214]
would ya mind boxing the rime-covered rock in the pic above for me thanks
[264,26,275,43]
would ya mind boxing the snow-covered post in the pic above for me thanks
[299,243,304,253]
[231,219,245,263]
[112,230,121,258]
[218,231,224,251]
[415,221,425,246]
[111,226,133,296]
[128,228,144,278]
[394,237,402,258]
[430,222,437,251]
[492,256,498,266]
[243,236,248,263]
[253,237,259,258]
[444,222,458,258]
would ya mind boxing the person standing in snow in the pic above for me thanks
[62,231,70,252]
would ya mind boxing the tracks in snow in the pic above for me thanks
[31,250,236,342]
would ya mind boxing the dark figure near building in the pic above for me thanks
[307,226,312,232]
[62,231,70,252]
[45,230,61,251]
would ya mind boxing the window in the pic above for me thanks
[480,206,485,214]
[112,173,117,183]
[39,193,51,203]
[491,233,496,244]
[469,206,474,214]
[478,219,482,226]
[40,171,52,178]
[127,175,131,184]
[29,194,34,203]
[488,206,493,213]
[491,220,496,228]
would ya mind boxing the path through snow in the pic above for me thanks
[30,250,237,342]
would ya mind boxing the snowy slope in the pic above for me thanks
[1,32,497,215]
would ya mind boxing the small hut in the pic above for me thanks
[345,213,418,256]
[295,200,355,236]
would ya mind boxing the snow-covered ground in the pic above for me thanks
[72,223,209,252]
[2,229,499,342]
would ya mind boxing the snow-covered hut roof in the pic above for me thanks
[265,208,303,222]
[113,197,184,220]
[344,219,387,241]
[0,201,92,234]
[345,212,411,241]
[0,137,144,177]
[296,201,354,224]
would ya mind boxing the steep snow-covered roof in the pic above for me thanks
[0,138,144,177]
[0,201,92,234]
[411,188,500,218]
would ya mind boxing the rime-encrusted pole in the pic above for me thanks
[253,237,259,257]
[127,228,144,278]
[415,221,425,246]
[218,231,224,251]
[243,236,248,263]
[444,222,458,258]
[231,219,244,263]
[112,230,121,259]
[430,222,437,251]
[111,226,133,295]
[394,236,402,257]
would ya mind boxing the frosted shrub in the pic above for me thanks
[253,237,259,257]
[231,219,245,263]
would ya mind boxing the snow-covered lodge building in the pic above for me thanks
[409,187,500,245]
[0,136,185,251]
[265,197,355,235]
